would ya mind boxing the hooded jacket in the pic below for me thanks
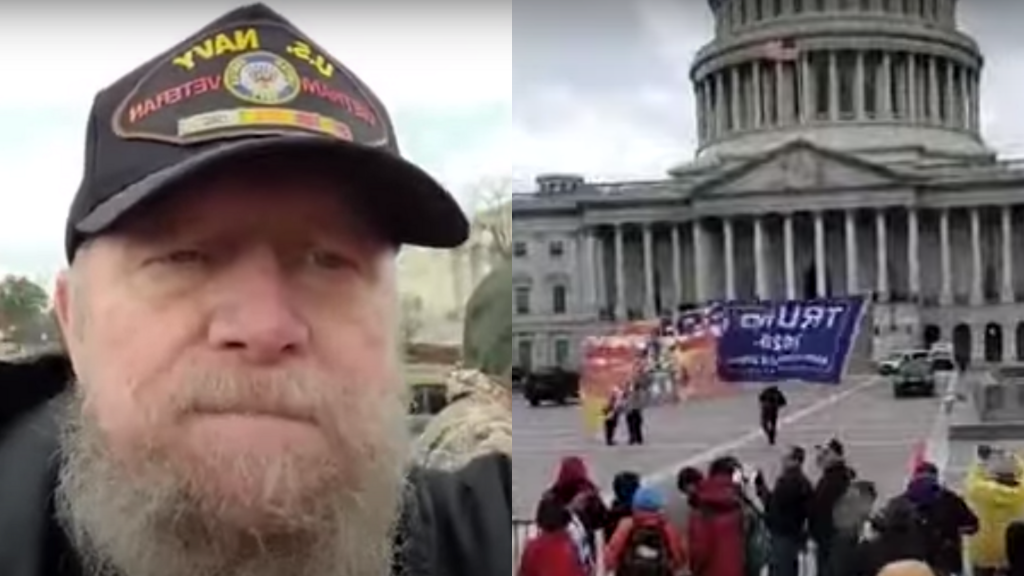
[0,353,511,576]
[901,474,977,575]
[689,475,746,576]
[964,460,1024,569]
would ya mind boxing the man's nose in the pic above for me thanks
[207,255,310,364]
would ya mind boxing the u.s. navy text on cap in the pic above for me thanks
[112,22,389,147]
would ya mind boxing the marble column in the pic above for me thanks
[642,223,656,317]
[880,52,893,119]
[671,224,683,310]
[724,217,737,300]
[907,54,918,122]
[730,67,742,131]
[928,56,940,123]
[1003,206,1015,304]
[959,66,970,130]
[876,210,889,302]
[970,208,983,305]
[694,219,709,303]
[907,208,920,298]
[939,209,952,305]
[752,63,763,128]
[814,211,827,297]
[614,223,627,319]
[845,210,859,294]
[854,52,866,120]
[801,53,814,124]
[775,61,788,125]
[784,214,796,299]
[715,73,727,135]
[580,229,596,312]
[945,60,956,126]
[754,217,768,299]
[828,51,840,121]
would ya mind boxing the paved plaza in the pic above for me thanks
[512,377,943,518]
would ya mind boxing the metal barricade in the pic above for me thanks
[513,518,536,569]
[514,517,607,574]
[515,515,821,576]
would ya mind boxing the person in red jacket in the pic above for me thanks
[519,496,589,576]
[689,457,747,576]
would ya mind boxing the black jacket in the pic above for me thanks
[758,386,787,416]
[764,467,813,539]
[808,460,855,544]
[0,354,511,576]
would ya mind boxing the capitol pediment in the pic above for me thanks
[693,140,906,197]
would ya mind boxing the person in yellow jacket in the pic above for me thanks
[964,449,1024,576]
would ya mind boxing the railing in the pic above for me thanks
[514,517,820,576]
[515,518,609,574]
[513,518,535,570]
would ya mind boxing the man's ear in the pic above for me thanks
[54,270,75,345]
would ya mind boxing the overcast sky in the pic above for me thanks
[1,0,1023,283]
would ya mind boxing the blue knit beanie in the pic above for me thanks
[632,486,664,513]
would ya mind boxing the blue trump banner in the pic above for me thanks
[715,297,867,384]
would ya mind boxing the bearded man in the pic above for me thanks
[0,4,510,576]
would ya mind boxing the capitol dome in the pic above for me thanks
[691,0,989,161]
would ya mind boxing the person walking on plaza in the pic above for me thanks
[763,447,814,576]
[624,363,648,446]
[0,5,510,576]
[625,386,646,446]
[758,385,788,446]
[604,385,626,446]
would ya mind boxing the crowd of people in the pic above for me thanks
[517,440,1024,576]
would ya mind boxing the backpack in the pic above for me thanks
[875,496,936,556]
[619,521,673,576]
[740,495,771,576]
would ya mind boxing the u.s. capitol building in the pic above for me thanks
[508,0,1024,371]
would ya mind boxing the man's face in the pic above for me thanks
[54,162,410,576]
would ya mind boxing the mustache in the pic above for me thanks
[167,369,330,424]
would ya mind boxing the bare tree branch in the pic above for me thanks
[400,293,425,344]
[465,177,514,261]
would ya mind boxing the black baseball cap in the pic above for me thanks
[65,3,469,261]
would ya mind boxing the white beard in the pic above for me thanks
[54,383,412,576]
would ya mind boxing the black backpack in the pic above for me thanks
[618,522,673,576]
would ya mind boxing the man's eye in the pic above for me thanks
[159,250,208,265]
[309,250,351,270]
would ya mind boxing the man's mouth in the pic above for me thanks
[190,407,316,425]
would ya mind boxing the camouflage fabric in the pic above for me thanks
[413,367,511,471]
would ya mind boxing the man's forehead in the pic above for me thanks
[122,170,380,241]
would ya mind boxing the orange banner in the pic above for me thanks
[578,321,733,435]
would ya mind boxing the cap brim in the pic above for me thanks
[74,135,470,249]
